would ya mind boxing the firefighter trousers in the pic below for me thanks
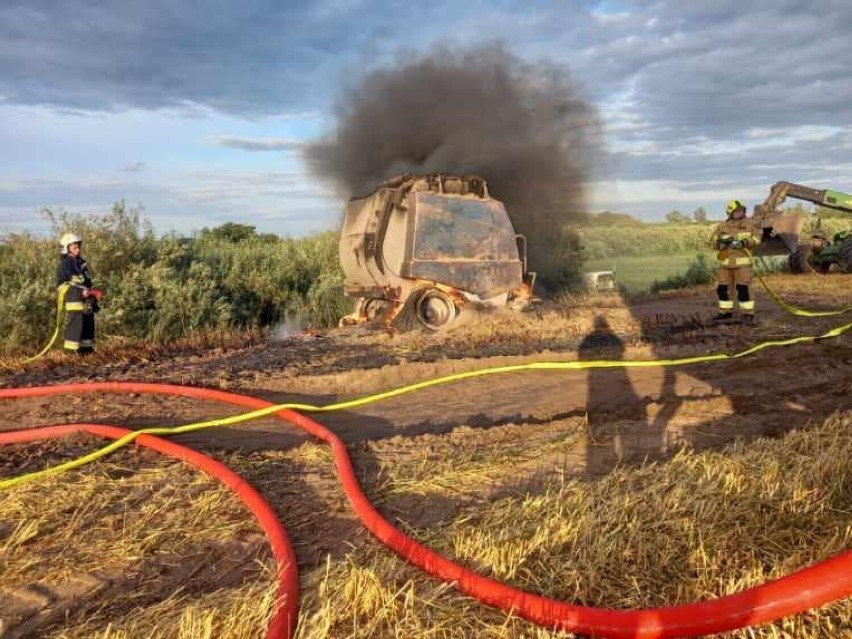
[716,266,755,315]
[64,309,96,353]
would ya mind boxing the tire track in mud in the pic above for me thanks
[0,288,849,637]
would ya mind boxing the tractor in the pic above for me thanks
[338,173,534,330]
[801,229,852,274]
[753,181,852,273]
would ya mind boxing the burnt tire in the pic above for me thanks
[361,298,390,322]
[839,239,852,273]
[788,244,813,273]
[414,288,457,331]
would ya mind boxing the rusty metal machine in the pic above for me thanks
[338,173,534,330]
[753,181,852,272]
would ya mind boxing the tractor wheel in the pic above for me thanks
[788,244,813,273]
[839,238,852,273]
[414,288,457,331]
[814,261,832,274]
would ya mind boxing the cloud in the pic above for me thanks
[5,1,851,144]
[212,136,305,152]
[0,0,369,115]
[584,1,852,139]
[3,1,577,116]
[611,125,852,185]
[0,169,341,237]
[2,0,851,227]
[121,161,147,173]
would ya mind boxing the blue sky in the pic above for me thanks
[2,0,851,236]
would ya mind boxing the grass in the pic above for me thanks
[0,325,269,374]
[585,252,807,295]
[585,252,712,293]
[297,412,852,638]
[0,438,277,638]
[2,411,849,638]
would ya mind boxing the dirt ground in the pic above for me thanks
[1,274,850,637]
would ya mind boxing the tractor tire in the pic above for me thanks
[839,238,852,273]
[414,288,458,331]
[788,244,813,273]
[814,261,832,274]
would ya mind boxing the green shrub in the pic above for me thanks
[650,254,715,293]
[0,206,348,355]
[575,224,715,261]
[534,228,585,293]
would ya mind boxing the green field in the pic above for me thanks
[584,252,712,293]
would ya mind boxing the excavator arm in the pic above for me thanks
[762,182,852,213]
[753,181,852,255]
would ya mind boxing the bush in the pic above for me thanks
[650,254,715,293]
[0,206,348,355]
[534,228,585,293]
[576,224,715,261]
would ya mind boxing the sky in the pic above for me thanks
[2,0,851,237]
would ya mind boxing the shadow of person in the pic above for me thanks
[578,315,654,478]
[621,289,850,458]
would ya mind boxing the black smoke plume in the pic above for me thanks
[305,44,602,290]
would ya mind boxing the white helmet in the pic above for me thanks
[59,232,82,254]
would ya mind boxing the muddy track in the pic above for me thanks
[2,284,848,457]
[1,286,848,534]
[0,278,850,637]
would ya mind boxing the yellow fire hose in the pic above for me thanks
[2,260,849,639]
[746,248,852,317]
[22,284,70,363]
[1,320,849,490]
[3,256,848,491]
[21,255,849,364]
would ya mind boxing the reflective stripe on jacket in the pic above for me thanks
[56,255,93,306]
[710,217,760,267]
[717,256,752,267]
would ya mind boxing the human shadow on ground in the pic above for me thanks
[578,315,668,478]
[590,288,851,481]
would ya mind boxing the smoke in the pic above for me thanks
[305,44,602,290]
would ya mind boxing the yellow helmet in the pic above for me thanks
[725,199,745,216]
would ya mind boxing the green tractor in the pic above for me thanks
[801,229,852,274]
[753,181,852,273]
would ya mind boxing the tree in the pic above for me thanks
[665,210,686,224]
[582,211,645,227]
[815,205,846,219]
[201,222,258,243]
[693,207,707,223]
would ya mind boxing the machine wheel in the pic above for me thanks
[839,239,852,273]
[361,298,390,321]
[813,261,832,274]
[414,288,457,330]
[788,244,813,273]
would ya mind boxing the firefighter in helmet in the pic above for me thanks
[709,199,760,323]
[57,233,102,353]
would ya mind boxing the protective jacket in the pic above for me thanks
[710,217,760,267]
[56,255,96,351]
[57,255,93,302]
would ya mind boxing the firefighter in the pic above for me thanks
[57,233,102,354]
[710,199,760,323]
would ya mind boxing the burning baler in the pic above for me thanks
[339,173,534,330]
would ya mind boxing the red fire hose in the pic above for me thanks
[1,382,850,638]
